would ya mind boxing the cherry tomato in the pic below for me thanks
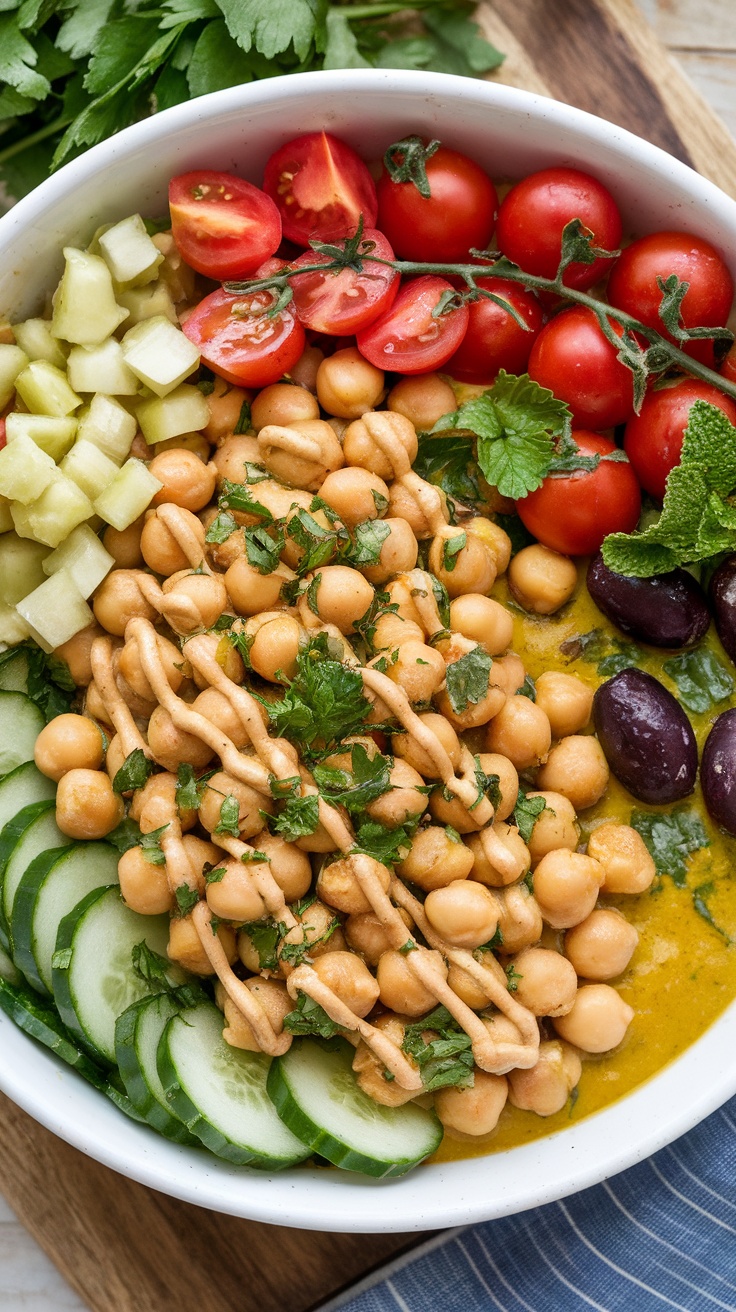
[518,431,641,556]
[182,287,305,388]
[720,343,736,385]
[496,167,622,291]
[290,229,399,335]
[445,277,543,383]
[262,132,377,247]
[356,276,469,375]
[169,171,281,280]
[624,379,736,501]
[376,143,497,263]
[607,231,734,367]
[528,306,636,430]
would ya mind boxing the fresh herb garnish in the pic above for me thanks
[173,884,200,918]
[662,649,734,715]
[630,807,709,887]
[140,824,169,867]
[401,1004,475,1092]
[204,510,239,544]
[287,508,343,574]
[240,919,281,972]
[352,817,418,865]
[219,480,274,521]
[313,744,392,813]
[268,642,370,752]
[269,793,320,842]
[283,993,343,1039]
[441,531,467,572]
[445,647,492,714]
[105,817,143,855]
[214,793,241,837]
[0,641,76,721]
[245,524,284,574]
[342,518,391,569]
[112,748,153,794]
[561,628,641,677]
[176,763,216,811]
[204,866,226,884]
[471,756,501,811]
[513,790,550,843]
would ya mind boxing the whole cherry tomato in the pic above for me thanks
[607,231,734,367]
[182,287,305,388]
[496,167,622,291]
[445,277,543,383]
[169,171,281,280]
[518,431,641,556]
[528,306,636,430]
[262,132,377,247]
[289,229,399,335]
[720,343,736,385]
[376,141,497,263]
[624,379,736,501]
[356,276,469,374]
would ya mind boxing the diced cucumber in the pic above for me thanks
[0,436,57,504]
[51,248,129,346]
[5,413,78,461]
[0,941,20,983]
[0,801,58,950]
[115,991,200,1144]
[158,999,310,1169]
[76,393,137,464]
[0,497,13,534]
[0,534,49,605]
[121,317,199,398]
[60,440,119,501]
[12,477,94,549]
[52,885,173,1065]
[0,647,30,692]
[117,282,178,327]
[0,603,31,646]
[93,458,162,530]
[16,568,94,650]
[0,344,29,409]
[42,524,114,598]
[12,318,68,370]
[267,1038,443,1178]
[99,215,163,287]
[0,975,110,1090]
[66,338,139,397]
[1,805,65,946]
[0,690,44,778]
[135,383,209,445]
[14,360,81,418]
[12,841,118,995]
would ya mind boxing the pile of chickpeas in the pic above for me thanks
[30,337,656,1145]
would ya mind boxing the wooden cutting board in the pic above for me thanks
[3,3,736,1309]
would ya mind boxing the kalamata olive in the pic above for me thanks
[592,668,697,804]
[709,555,736,666]
[701,709,736,835]
[587,553,710,649]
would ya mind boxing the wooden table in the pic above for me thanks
[2,3,736,1310]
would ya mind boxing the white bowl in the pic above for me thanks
[2,69,736,1234]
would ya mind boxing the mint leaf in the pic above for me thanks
[513,790,549,843]
[219,479,274,521]
[442,531,466,572]
[343,518,390,569]
[174,884,200,917]
[630,807,709,887]
[205,510,238,544]
[245,524,284,574]
[214,793,241,837]
[313,744,391,812]
[240,919,280,971]
[663,649,734,715]
[413,431,484,508]
[269,646,369,751]
[445,648,492,714]
[283,992,343,1038]
[112,748,153,795]
[401,1004,475,1092]
[352,817,418,865]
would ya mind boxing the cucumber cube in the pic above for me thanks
[121,316,200,397]
[99,214,164,287]
[76,394,137,464]
[15,360,82,417]
[12,319,67,370]
[42,523,114,597]
[17,568,94,650]
[67,338,139,396]
[0,436,57,504]
[60,440,119,501]
[11,474,94,548]
[0,533,50,604]
[93,458,162,530]
[5,413,77,461]
[0,497,13,534]
[0,602,31,647]
[135,383,209,445]
[52,248,129,346]
[116,281,178,327]
[0,344,29,409]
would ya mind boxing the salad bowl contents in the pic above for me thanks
[1,72,736,1231]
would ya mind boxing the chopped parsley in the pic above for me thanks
[401,1005,475,1092]
[630,807,709,887]
[445,647,492,714]
[283,993,343,1039]
[268,641,370,752]
[112,748,154,794]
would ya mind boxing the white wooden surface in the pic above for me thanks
[1,5,734,1309]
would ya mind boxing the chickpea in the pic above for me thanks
[205,523,246,572]
[436,669,506,732]
[188,688,247,750]
[387,372,456,431]
[146,704,215,772]
[102,517,144,569]
[225,556,292,616]
[565,908,639,980]
[307,565,374,634]
[485,696,552,771]
[536,735,609,812]
[366,759,428,829]
[84,680,111,726]
[317,854,390,916]
[385,639,444,704]
[140,507,205,576]
[311,951,380,1018]
[93,570,158,636]
[467,823,530,888]
[469,518,511,576]
[362,519,419,586]
[54,623,106,688]
[533,849,605,930]
[198,771,270,840]
[248,614,302,683]
[535,671,594,740]
[248,829,311,903]
[251,383,319,432]
[511,946,577,1017]
[429,530,496,599]
[118,632,184,703]
[397,825,474,891]
[148,448,216,513]
[447,961,495,1010]
[118,844,174,915]
[371,612,424,653]
[154,432,211,462]
[192,633,244,690]
[377,948,447,1017]
[168,914,237,976]
[586,823,656,894]
[481,753,519,822]
[203,376,251,445]
[129,771,196,833]
[387,478,450,539]
[393,712,461,777]
[508,544,578,615]
[160,570,228,636]
[317,468,390,529]
[353,1014,417,1107]
[508,1040,582,1117]
[488,653,526,700]
[289,345,324,393]
[435,1070,508,1139]
[449,594,513,656]
[212,434,261,484]
[34,713,104,782]
[316,347,384,419]
[425,881,499,949]
[56,768,124,840]
[278,899,347,965]
[205,857,267,922]
[223,979,292,1051]
[104,733,126,784]
[345,907,413,966]
[342,410,417,480]
[257,419,344,491]
[496,882,543,953]
[181,834,221,879]
[281,502,338,572]
[526,791,579,866]
[554,983,634,1053]
[429,780,485,835]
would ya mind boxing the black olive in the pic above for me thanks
[592,668,697,804]
[587,553,710,650]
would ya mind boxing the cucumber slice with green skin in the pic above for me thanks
[52,885,173,1066]
[12,842,119,995]
[115,992,201,1145]
[0,649,30,693]
[0,800,60,949]
[267,1039,443,1179]
[1,806,66,948]
[0,941,20,984]
[0,690,44,775]
[0,761,55,835]
[158,1000,310,1170]
[0,974,108,1091]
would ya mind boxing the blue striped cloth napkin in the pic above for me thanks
[334,1095,736,1312]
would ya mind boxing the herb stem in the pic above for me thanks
[0,114,72,166]
[341,0,440,15]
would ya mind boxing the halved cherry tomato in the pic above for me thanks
[169,171,281,280]
[528,305,636,430]
[445,277,543,383]
[607,230,734,367]
[518,431,641,556]
[182,287,305,388]
[496,167,622,291]
[262,132,377,247]
[624,379,736,501]
[356,276,469,374]
[290,229,399,335]
[376,143,497,263]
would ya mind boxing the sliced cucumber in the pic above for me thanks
[0,690,44,776]
[158,1000,310,1170]
[1,806,66,947]
[0,974,108,1090]
[115,991,200,1144]
[267,1039,443,1178]
[12,842,119,995]
[105,1078,148,1124]
[0,762,55,834]
[0,800,60,949]
[52,885,173,1066]
[0,648,30,693]
[0,941,20,984]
